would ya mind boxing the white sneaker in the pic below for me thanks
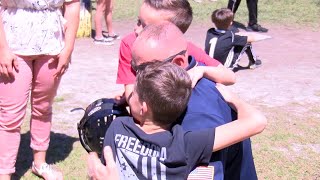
[249,59,262,69]
[31,162,63,180]
[104,34,120,41]
[93,38,114,45]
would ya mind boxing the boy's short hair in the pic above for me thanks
[211,8,234,30]
[136,61,192,126]
[144,0,193,33]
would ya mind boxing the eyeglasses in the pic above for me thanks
[131,49,187,72]
[162,49,187,64]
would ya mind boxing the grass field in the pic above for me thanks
[13,0,320,179]
[254,104,320,179]
[16,104,320,179]
[110,0,320,28]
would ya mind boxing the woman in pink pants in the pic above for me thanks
[0,0,80,179]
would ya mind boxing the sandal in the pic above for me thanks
[32,162,63,180]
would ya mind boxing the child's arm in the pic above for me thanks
[188,66,236,87]
[212,84,267,152]
[236,32,272,43]
[187,42,236,85]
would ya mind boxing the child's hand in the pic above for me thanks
[187,66,205,88]
[114,91,127,105]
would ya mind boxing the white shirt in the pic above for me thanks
[0,0,70,55]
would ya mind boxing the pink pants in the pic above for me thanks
[0,55,61,174]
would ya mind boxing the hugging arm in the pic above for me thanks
[188,65,236,87]
[212,84,267,152]
[188,42,236,85]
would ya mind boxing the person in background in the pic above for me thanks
[205,8,271,71]
[228,0,268,32]
[0,0,80,179]
[94,0,119,45]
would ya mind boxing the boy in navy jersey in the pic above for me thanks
[205,8,270,72]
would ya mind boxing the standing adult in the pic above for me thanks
[94,0,119,45]
[0,0,80,179]
[227,0,268,32]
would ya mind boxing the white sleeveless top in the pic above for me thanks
[0,0,70,55]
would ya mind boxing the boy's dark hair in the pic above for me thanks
[136,61,192,126]
[211,8,234,30]
[144,0,193,33]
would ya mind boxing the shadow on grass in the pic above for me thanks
[12,132,78,180]
[233,65,251,73]
[233,21,247,30]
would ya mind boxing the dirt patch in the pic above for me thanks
[53,21,320,136]
[186,23,320,107]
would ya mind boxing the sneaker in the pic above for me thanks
[247,24,268,33]
[104,34,120,41]
[93,38,114,45]
[249,59,262,69]
[32,162,63,180]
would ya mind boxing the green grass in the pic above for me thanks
[108,0,320,28]
[54,96,65,102]
[16,102,320,179]
[253,104,320,179]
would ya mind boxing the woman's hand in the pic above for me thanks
[50,48,72,78]
[0,47,18,79]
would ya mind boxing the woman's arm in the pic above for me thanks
[53,0,80,78]
[0,14,18,78]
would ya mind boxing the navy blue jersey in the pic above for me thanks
[103,117,215,180]
[204,28,247,67]
[181,56,257,180]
